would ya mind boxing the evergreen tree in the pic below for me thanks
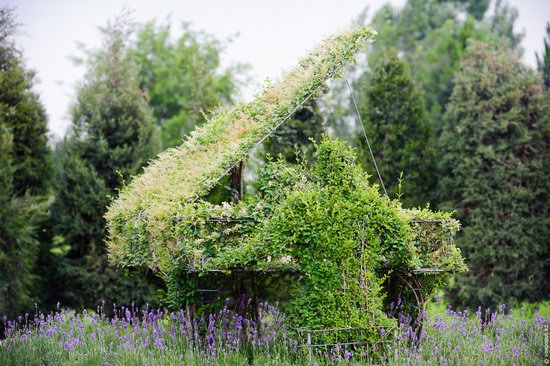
[131,21,239,149]
[0,7,50,316]
[51,15,160,308]
[0,7,50,196]
[0,124,47,316]
[537,22,550,90]
[353,49,435,206]
[364,0,522,133]
[263,100,326,163]
[439,42,550,307]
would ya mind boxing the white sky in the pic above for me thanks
[5,0,550,138]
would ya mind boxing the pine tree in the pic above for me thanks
[439,42,550,307]
[51,15,160,308]
[0,7,50,316]
[353,49,436,206]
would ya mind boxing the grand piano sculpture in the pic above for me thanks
[105,27,466,347]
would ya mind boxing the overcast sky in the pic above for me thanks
[7,0,550,138]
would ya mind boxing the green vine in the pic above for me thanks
[105,28,466,338]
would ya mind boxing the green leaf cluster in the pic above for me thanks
[131,21,240,149]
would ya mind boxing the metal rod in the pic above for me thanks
[410,219,451,223]
[206,217,257,223]
[187,268,299,273]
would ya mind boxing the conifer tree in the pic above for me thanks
[440,42,550,307]
[0,7,50,315]
[263,100,326,163]
[0,7,50,196]
[51,15,160,307]
[0,124,48,316]
[353,50,435,206]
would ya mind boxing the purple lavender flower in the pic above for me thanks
[344,350,352,359]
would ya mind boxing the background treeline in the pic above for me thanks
[0,0,548,317]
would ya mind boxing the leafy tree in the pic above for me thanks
[0,7,50,316]
[131,21,239,148]
[537,22,550,90]
[439,42,550,307]
[353,49,435,206]
[51,15,160,308]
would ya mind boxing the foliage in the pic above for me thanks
[0,125,47,317]
[262,100,326,164]
[1,302,547,365]
[439,42,550,307]
[447,0,490,20]
[314,0,525,211]
[49,14,161,309]
[106,27,378,267]
[0,7,50,196]
[246,139,462,332]
[537,22,550,90]
[362,0,523,132]
[111,134,465,334]
[105,27,467,332]
[0,7,51,317]
[131,20,240,149]
[352,49,436,206]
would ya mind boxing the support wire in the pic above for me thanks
[345,79,388,197]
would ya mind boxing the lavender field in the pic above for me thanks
[1,300,548,365]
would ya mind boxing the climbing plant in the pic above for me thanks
[105,28,466,336]
[106,27,379,270]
